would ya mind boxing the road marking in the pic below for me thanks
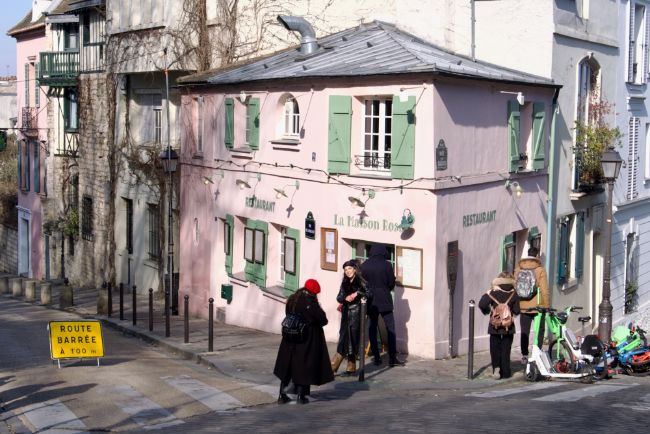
[113,384,183,430]
[467,382,565,398]
[163,376,244,412]
[612,393,650,412]
[533,383,638,402]
[20,399,89,434]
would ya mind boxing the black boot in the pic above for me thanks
[296,385,309,404]
[389,355,406,367]
[277,382,291,404]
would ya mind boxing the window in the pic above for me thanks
[556,213,584,285]
[64,89,78,131]
[283,97,300,137]
[628,2,649,84]
[34,63,40,108]
[279,226,287,283]
[24,63,29,107]
[197,96,204,154]
[64,25,79,51]
[223,97,260,150]
[244,98,259,148]
[508,101,546,172]
[360,98,392,173]
[148,204,160,259]
[82,14,90,45]
[154,103,162,144]
[328,94,415,179]
[68,174,79,210]
[628,117,640,200]
[18,140,30,191]
[352,240,395,268]
[244,219,268,287]
[574,57,600,188]
[500,233,517,274]
[224,215,233,276]
[133,91,161,144]
[125,198,133,254]
[81,196,93,241]
[33,141,40,193]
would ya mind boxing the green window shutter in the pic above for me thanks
[225,214,234,276]
[17,140,22,190]
[0,130,6,151]
[284,227,301,295]
[254,221,268,288]
[391,95,416,180]
[244,219,256,282]
[531,102,545,170]
[507,100,521,172]
[557,218,568,284]
[24,63,29,107]
[327,95,352,174]
[33,142,40,193]
[528,226,539,243]
[224,98,234,149]
[575,212,585,278]
[500,233,514,272]
[35,63,40,108]
[247,97,260,150]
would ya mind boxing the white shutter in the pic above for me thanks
[627,117,640,200]
[629,2,637,83]
[645,7,650,83]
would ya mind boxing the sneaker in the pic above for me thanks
[521,355,528,365]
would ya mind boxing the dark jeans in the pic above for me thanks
[369,307,397,360]
[520,312,546,356]
[489,333,514,378]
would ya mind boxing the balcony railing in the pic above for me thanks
[21,107,38,135]
[39,51,79,87]
[54,131,79,158]
[354,153,391,172]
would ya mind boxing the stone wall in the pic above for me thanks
[0,224,18,274]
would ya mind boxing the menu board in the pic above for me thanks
[320,227,338,271]
[396,246,423,289]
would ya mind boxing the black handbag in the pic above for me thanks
[281,312,308,343]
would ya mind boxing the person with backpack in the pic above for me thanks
[514,246,550,365]
[479,272,520,379]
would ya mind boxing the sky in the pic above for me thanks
[0,0,33,77]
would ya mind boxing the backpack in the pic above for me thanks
[515,268,538,300]
[281,312,308,343]
[488,292,514,331]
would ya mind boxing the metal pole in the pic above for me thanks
[358,297,367,382]
[163,48,175,320]
[184,294,189,344]
[448,288,454,358]
[208,297,214,352]
[107,282,113,317]
[165,286,170,337]
[132,285,137,325]
[468,299,475,380]
[119,282,124,321]
[148,288,153,332]
[598,180,615,341]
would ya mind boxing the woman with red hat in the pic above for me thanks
[273,279,334,404]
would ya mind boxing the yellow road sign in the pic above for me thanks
[48,320,105,360]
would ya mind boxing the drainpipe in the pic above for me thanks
[277,15,318,56]
[545,88,561,293]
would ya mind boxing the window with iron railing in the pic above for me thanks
[148,204,160,260]
[82,195,93,241]
[358,98,392,173]
[125,198,133,254]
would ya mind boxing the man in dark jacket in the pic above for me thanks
[361,244,405,367]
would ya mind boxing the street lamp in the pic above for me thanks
[159,147,178,337]
[597,146,623,342]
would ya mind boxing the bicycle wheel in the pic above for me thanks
[548,339,577,373]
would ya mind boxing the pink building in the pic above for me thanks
[8,1,50,279]
[178,20,559,358]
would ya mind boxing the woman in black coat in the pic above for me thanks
[478,272,520,380]
[273,279,334,404]
[331,259,372,375]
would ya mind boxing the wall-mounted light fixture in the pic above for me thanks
[348,189,376,208]
[274,180,300,199]
[500,90,525,105]
[398,209,415,231]
[235,173,261,190]
[203,170,224,185]
[239,91,249,104]
[398,84,427,102]
[505,180,523,198]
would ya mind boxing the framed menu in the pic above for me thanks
[320,227,338,271]
[396,246,423,289]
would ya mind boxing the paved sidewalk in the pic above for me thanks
[1,277,524,395]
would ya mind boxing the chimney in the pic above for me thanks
[32,0,53,22]
[277,15,318,56]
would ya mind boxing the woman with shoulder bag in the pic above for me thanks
[331,260,373,375]
[273,279,334,404]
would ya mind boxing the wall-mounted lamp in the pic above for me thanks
[398,84,426,102]
[500,90,525,105]
[203,176,214,185]
[398,209,415,231]
[274,180,300,199]
[239,91,249,104]
[235,173,261,190]
[505,180,523,198]
[348,189,376,208]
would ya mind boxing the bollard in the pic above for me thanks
[11,277,23,298]
[40,282,52,305]
[468,299,475,380]
[358,296,367,382]
[60,279,73,309]
[0,276,9,294]
[208,297,214,352]
[119,283,124,321]
[25,280,36,302]
[165,289,170,337]
[132,285,137,325]
[184,294,189,344]
[149,288,154,332]
[107,282,113,317]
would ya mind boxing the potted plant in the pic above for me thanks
[573,99,622,189]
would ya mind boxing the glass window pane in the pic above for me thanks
[244,228,254,262]
[284,237,296,274]
[255,229,265,264]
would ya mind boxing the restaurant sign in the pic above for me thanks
[462,209,497,228]
[333,214,402,232]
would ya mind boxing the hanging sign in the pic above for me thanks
[436,139,447,171]
[305,212,316,239]
[48,320,105,360]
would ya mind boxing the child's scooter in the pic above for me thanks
[525,307,597,383]
[610,325,650,376]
